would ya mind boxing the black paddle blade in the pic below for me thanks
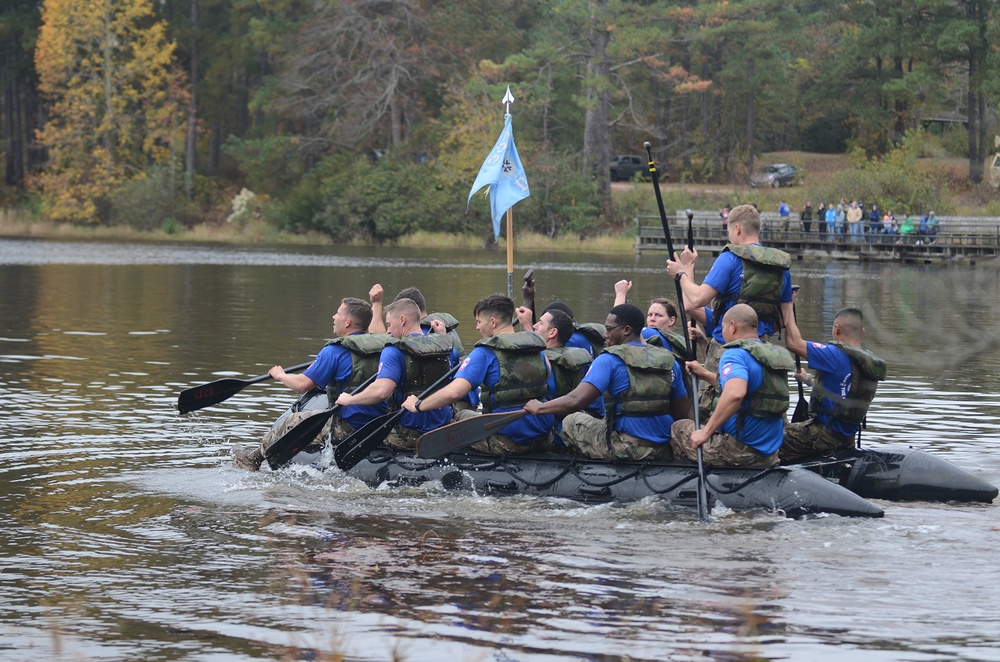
[177,378,250,414]
[333,411,400,471]
[792,397,810,424]
[264,408,337,470]
[416,410,528,459]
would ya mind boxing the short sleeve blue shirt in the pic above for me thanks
[717,346,783,456]
[303,338,386,430]
[805,341,857,438]
[703,248,792,343]
[376,337,452,433]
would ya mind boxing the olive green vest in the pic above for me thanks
[390,333,454,398]
[324,333,392,406]
[602,343,676,419]
[713,244,791,328]
[420,311,465,358]
[544,346,593,399]
[809,341,887,427]
[644,329,690,363]
[721,339,795,426]
[575,323,607,356]
[475,332,549,412]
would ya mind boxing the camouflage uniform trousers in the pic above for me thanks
[669,419,778,468]
[560,411,673,462]
[779,418,854,464]
[384,426,423,450]
[454,408,551,455]
[234,413,354,470]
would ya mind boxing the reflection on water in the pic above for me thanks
[1,238,999,660]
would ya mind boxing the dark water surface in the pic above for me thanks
[1,237,999,661]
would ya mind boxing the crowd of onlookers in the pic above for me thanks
[720,200,941,245]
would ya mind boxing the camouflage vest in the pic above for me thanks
[544,346,593,399]
[390,333,454,399]
[644,329,690,363]
[420,311,466,358]
[324,333,392,406]
[602,343,676,420]
[809,341,887,427]
[713,244,791,328]
[575,323,607,356]
[475,332,549,412]
[721,339,795,427]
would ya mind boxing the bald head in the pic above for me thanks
[722,303,759,340]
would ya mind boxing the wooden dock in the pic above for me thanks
[635,212,1000,264]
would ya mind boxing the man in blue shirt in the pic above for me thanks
[525,304,690,461]
[778,200,790,231]
[235,297,388,471]
[671,304,793,467]
[337,297,454,449]
[780,306,887,463]
[402,294,555,455]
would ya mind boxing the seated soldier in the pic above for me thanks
[525,304,691,462]
[671,304,795,467]
[402,294,555,455]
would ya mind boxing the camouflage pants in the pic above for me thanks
[454,408,550,455]
[384,426,423,450]
[697,338,725,420]
[560,411,672,462]
[669,419,778,468]
[260,412,355,455]
[779,418,854,463]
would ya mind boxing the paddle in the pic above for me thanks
[417,410,529,459]
[258,372,381,471]
[177,361,313,414]
[645,141,711,523]
[791,303,810,423]
[333,363,463,471]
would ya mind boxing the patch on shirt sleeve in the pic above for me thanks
[721,363,733,378]
[459,357,471,370]
[810,342,826,349]
[376,361,384,375]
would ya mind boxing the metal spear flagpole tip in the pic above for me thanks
[502,85,515,116]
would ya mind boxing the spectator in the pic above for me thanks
[868,204,880,242]
[926,212,939,244]
[800,202,813,233]
[816,203,826,240]
[846,200,862,243]
[778,200,791,232]
[825,203,837,241]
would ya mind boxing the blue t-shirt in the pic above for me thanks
[779,203,790,217]
[716,345,783,456]
[581,341,688,444]
[375,336,453,433]
[805,341,857,438]
[703,248,793,343]
[565,331,595,357]
[302,338,387,430]
[456,345,555,444]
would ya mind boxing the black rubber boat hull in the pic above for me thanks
[342,446,884,518]
[805,447,999,503]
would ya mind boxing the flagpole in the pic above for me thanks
[506,208,514,298]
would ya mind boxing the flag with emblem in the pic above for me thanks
[466,113,530,241]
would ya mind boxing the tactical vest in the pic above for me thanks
[324,333,392,406]
[389,333,454,399]
[544,346,593,399]
[575,323,607,356]
[644,329,690,363]
[721,339,795,429]
[421,311,466,358]
[602,344,676,419]
[712,244,791,328]
[475,332,549,412]
[809,341,887,428]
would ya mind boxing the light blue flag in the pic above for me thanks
[466,114,530,241]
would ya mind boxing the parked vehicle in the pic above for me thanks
[610,155,648,182]
[750,163,801,188]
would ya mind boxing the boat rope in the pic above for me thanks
[639,468,700,495]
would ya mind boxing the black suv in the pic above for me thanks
[610,155,648,181]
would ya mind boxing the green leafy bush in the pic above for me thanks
[109,167,178,230]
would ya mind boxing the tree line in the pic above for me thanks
[1,0,998,240]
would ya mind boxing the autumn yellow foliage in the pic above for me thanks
[34,0,187,224]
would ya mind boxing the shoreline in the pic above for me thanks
[0,211,636,254]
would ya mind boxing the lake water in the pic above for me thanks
[1,237,999,661]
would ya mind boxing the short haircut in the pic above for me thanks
[474,293,515,323]
[341,297,373,330]
[393,287,426,314]
[722,302,758,332]
[543,300,576,321]
[649,298,678,319]
[545,309,575,346]
[385,297,420,321]
[728,204,761,234]
[834,307,864,339]
[609,303,645,335]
